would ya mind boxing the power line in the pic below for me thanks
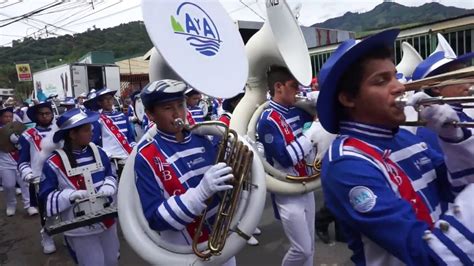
[67,4,140,27]
[239,0,265,21]
[0,1,63,28]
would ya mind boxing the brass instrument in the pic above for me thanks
[396,95,474,128]
[179,119,254,260]
[403,66,474,91]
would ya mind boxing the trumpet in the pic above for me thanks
[396,95,474,128]
[396,95,474,109]
[403,66,474,91]
[186,120,254,260]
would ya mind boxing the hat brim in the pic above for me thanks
[427,52,474,77]
[317,29,400,134]
[0,107,14,115]
[53,112,99,143]
[26,102,53,122]
[97,90,117,99]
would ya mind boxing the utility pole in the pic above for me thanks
[44,58,48,69]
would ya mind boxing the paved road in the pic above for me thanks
[0,188,352,266]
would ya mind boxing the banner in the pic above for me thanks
[15,64,32,82]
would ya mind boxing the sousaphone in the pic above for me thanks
[231,0,327,194]
[118,1,266,265]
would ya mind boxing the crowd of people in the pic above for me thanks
[0,27,473,266]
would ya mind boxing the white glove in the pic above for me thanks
[9,133,19,144]
[69,190,88,202]
[304,121,336,152]
[195,162,233,202]
[97,184,116,197]
[23,173,35,183]
[408,92,463,141]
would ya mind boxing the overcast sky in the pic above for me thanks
[1,0,473,47]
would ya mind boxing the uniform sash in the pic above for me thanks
[24,128,42,151]
[99,114,133,154]
[186,110,196,126]
[49,152,115,228]
[141,143,209,243]
[267,110,307,176]
[344,137,434,227]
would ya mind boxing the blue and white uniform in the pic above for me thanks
[39,145,119,265]
[98,110,136,158]
[257,100,315,266]
[135,129,220,245]
[18,125,55,180]
[322,121,474,265]
[0,124,30,212]
[187,105,205,123]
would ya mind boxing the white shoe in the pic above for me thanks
[15,188,21,195]
[6,207,15,217]
[0,186,3,192]
[253,227,262,235]
[41,230,56,254]
[27,207,38,216]
[247,236,259,246]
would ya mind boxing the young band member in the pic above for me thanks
[317,29,474,265]
[39,108,119,266]
[95,87,136,153]
[59,97,76,112]
[411,34,474,157]
[134,79,236,266]
[0,106,35,217]
[257,66,321,266]
[185,88,205,124]
[17,101,57,254]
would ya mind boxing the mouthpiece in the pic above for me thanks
[174,118,185,128]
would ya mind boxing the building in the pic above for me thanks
[309,14,474,76]
[0,88,14,101]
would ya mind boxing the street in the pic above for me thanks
[0,188,352,266]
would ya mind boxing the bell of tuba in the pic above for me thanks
[118,0,266,265]
[231,0,325,195]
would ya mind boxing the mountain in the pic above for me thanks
[312,2,473,32]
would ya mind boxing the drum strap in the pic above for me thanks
[55,143,115,228]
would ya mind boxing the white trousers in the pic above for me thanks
[66,224,120,266]
[274,192,315,266]
[0,169,30,209]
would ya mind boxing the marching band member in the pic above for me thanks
[76,92,87,110]
[17,101,57,254]
[257,66,320,266]
[0,106,35,216]
[134,80,236,266]
[317,29,474,265]
[59,97,77,112]
[93,88,136,159]
[185,88,205,125]
[39,108,119,266]
[218,93,244,126]
[411,33,474,158]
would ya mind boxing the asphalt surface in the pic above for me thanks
[0,187,352,266]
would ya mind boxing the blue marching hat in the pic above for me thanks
[412,51,474,80]
[130,90,141,104]
[83,89,100,111]
[53,108,99,143]
[59,97,76,106]
[140,79,187,108]
[96,87,117,99]
[316,29,400,134]
[26,101,53,122]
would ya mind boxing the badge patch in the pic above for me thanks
[264,134,274,144]
[349,186,377,213]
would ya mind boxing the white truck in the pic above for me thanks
[33,63,121,100]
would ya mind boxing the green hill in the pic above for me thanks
[313,2,473,32]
